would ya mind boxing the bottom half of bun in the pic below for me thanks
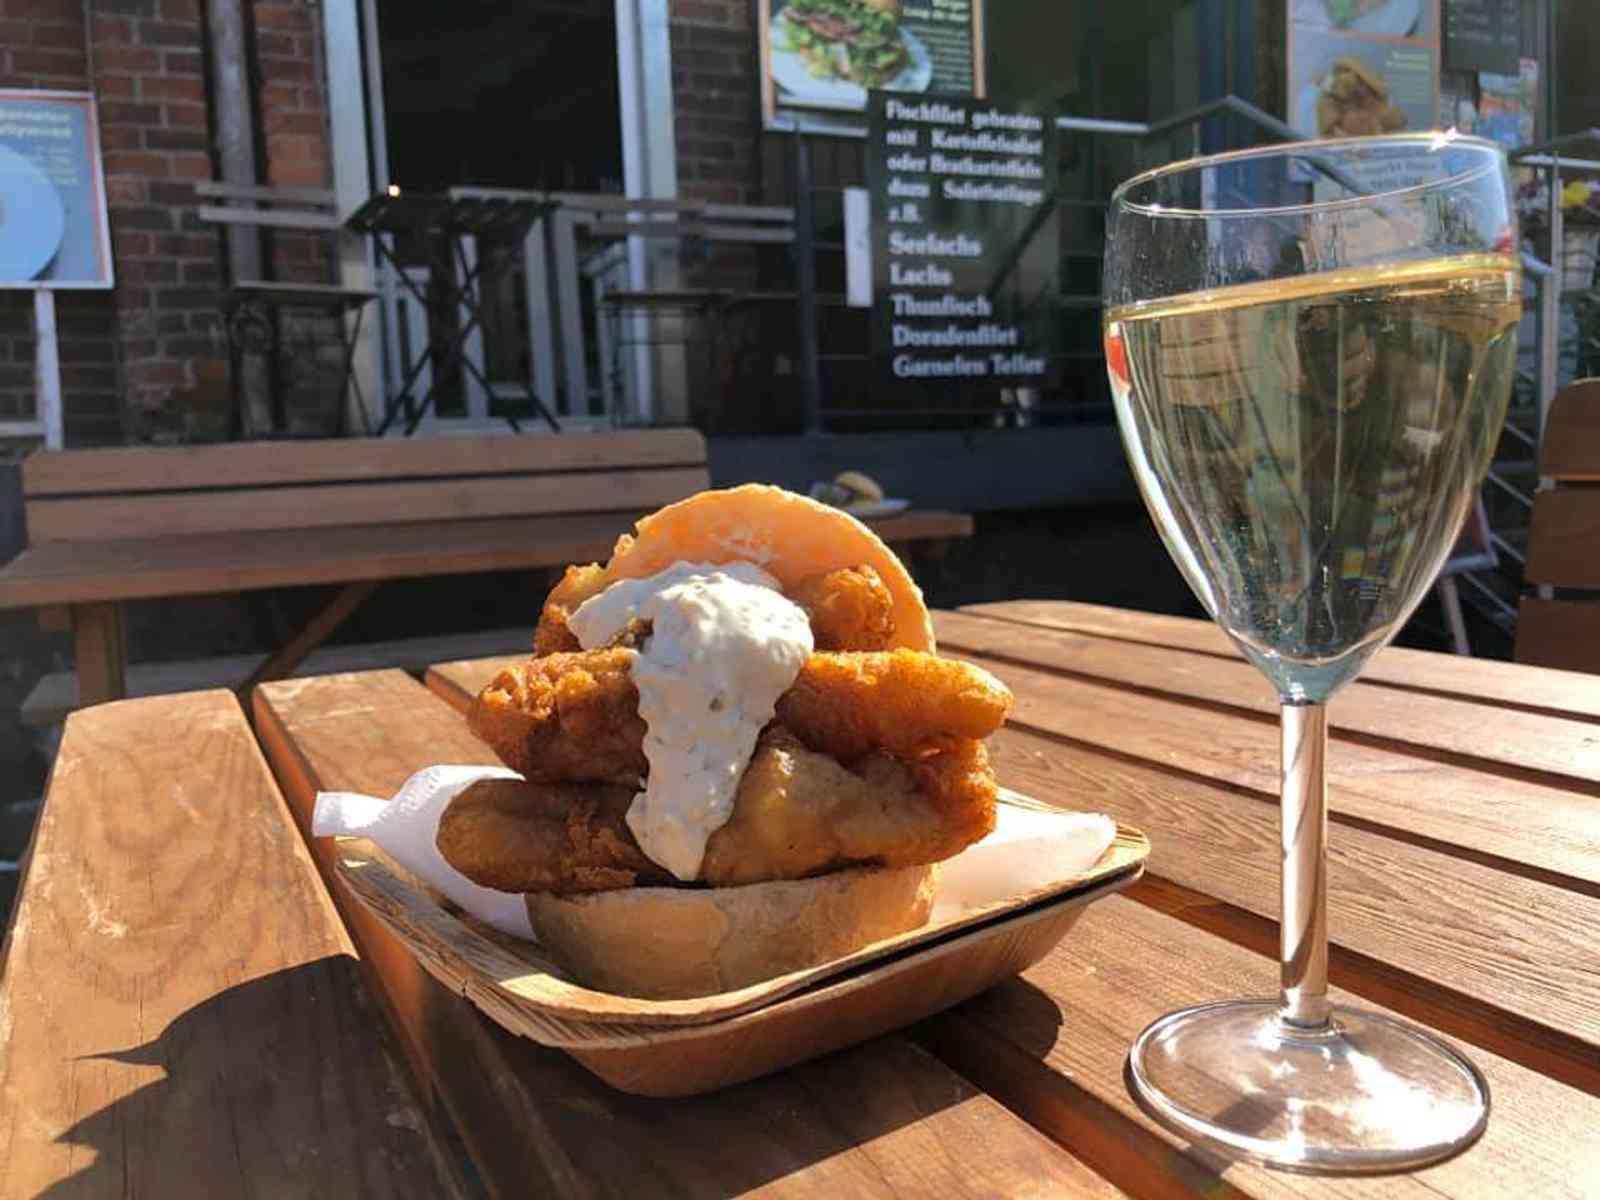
[525,864,937,1000]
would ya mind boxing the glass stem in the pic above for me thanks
[1279,701,1331,1030]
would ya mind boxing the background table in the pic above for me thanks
[5,601,1600,1197]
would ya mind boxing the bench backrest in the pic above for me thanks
[1517,378,1600,671]
[194,181,342,232]
[20,430,709,543]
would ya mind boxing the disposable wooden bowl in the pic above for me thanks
[331,795,1148,1094]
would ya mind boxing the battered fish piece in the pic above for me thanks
[435,728,997,893]
[532,563,608,655]
[789,565,895,651]
[469,648,1011,779]
[700,728,996,885]
[773,650,1013,760]
[469,648,648,785]
[436,777,672,893]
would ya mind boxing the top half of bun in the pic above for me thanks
[600,484,934,651]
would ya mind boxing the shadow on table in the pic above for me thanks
[39,958,441,1199]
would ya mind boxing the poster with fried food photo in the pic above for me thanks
[1288,0,1439,143]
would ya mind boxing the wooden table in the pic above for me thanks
[5,600,1600,1197]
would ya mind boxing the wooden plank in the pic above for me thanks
[27,467,709,542]
[864,509,973,543]
[918,896,1600,1199]
[984,721,1600,1080]
[932,609,1600,784]
[1527,488,1600,588]
[0,512,640,608]
[21,626,536,728]
[241,580,379,690]
[252,670,1120,1198]
[1538,377,1600,480]
[1515,596,1600,673]
[425,655,522,711]
[21,428,708,496]
[962,600,1600,720]
[0,691,452,1198]
[71,601,125,706]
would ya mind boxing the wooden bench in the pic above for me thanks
[1517,378,1600,671]
[0,429,971,717]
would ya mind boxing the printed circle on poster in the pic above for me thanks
[0,146,66,282]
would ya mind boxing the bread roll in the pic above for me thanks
[526,864,937,999]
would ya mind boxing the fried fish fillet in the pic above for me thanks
[470,648,648,785]
[468,648,1012,781]
[530,563,897,656]
[532,563,609,656]
[787,564,896,651]
[436,727,997,893]
[436,777,673,893]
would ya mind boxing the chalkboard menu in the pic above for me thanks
[1444,0,1520,75]
[865,93,1058,394]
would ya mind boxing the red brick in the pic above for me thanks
[109,206,172,230]
[120,257,178,282]
[260,81,298,109]
[114,231,154,256]
[256,30,295,56]
[98,123,143,151]
[99,100,161,126]
[262,55,314,83]
[269,160,325,187]
[155,233,214,257]
[160,0,197,20]
[163,101,207,128]
[263,108,323,135]
[145,126,207,151]
[268,132,324,163]
[104,175,147,204]
[161,49,201,74]
[9,46,84,77]
[137,21,199,47]
[180,259,218,283]
[104,150,169,176]
[93,44,159,72]
[95,73,136,98]
[33,21,85,50]
[168,151,211,179]
[253,3,310,30]
[139,74,203,101]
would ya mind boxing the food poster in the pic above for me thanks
[1288,0,1439,142]
[0,91,112,288]
[759,0,986,130]
[1475,58,1535,151]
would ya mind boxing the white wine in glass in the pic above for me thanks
[1103,134,1518,1171]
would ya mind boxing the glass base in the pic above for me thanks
[1128,1000,1489,1173]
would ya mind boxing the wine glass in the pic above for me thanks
[1102,133,1519,1171]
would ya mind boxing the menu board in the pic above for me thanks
[0,90,112,288]
[1287,0,1438,142]
[1443,0,1520,75]
[865,93,1057,390]
[759,1,986,131]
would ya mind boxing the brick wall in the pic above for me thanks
[0,0,120,446]
[255,0,330,285]
[669,0,759,205]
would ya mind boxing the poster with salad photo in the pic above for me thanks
[758,0,987,131]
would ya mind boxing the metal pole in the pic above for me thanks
[792,129,823,433]
[206,0,261,283]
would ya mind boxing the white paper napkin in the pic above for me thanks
[313,764,534,937]
[314,768,1119,938]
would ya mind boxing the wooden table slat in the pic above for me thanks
[934,608,1600,785]
[963,600,1600,721]
[0,690,451,1199]
[921,896,1600,1199]
[252,669,1119,1198]
[985,723,1600,1084]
